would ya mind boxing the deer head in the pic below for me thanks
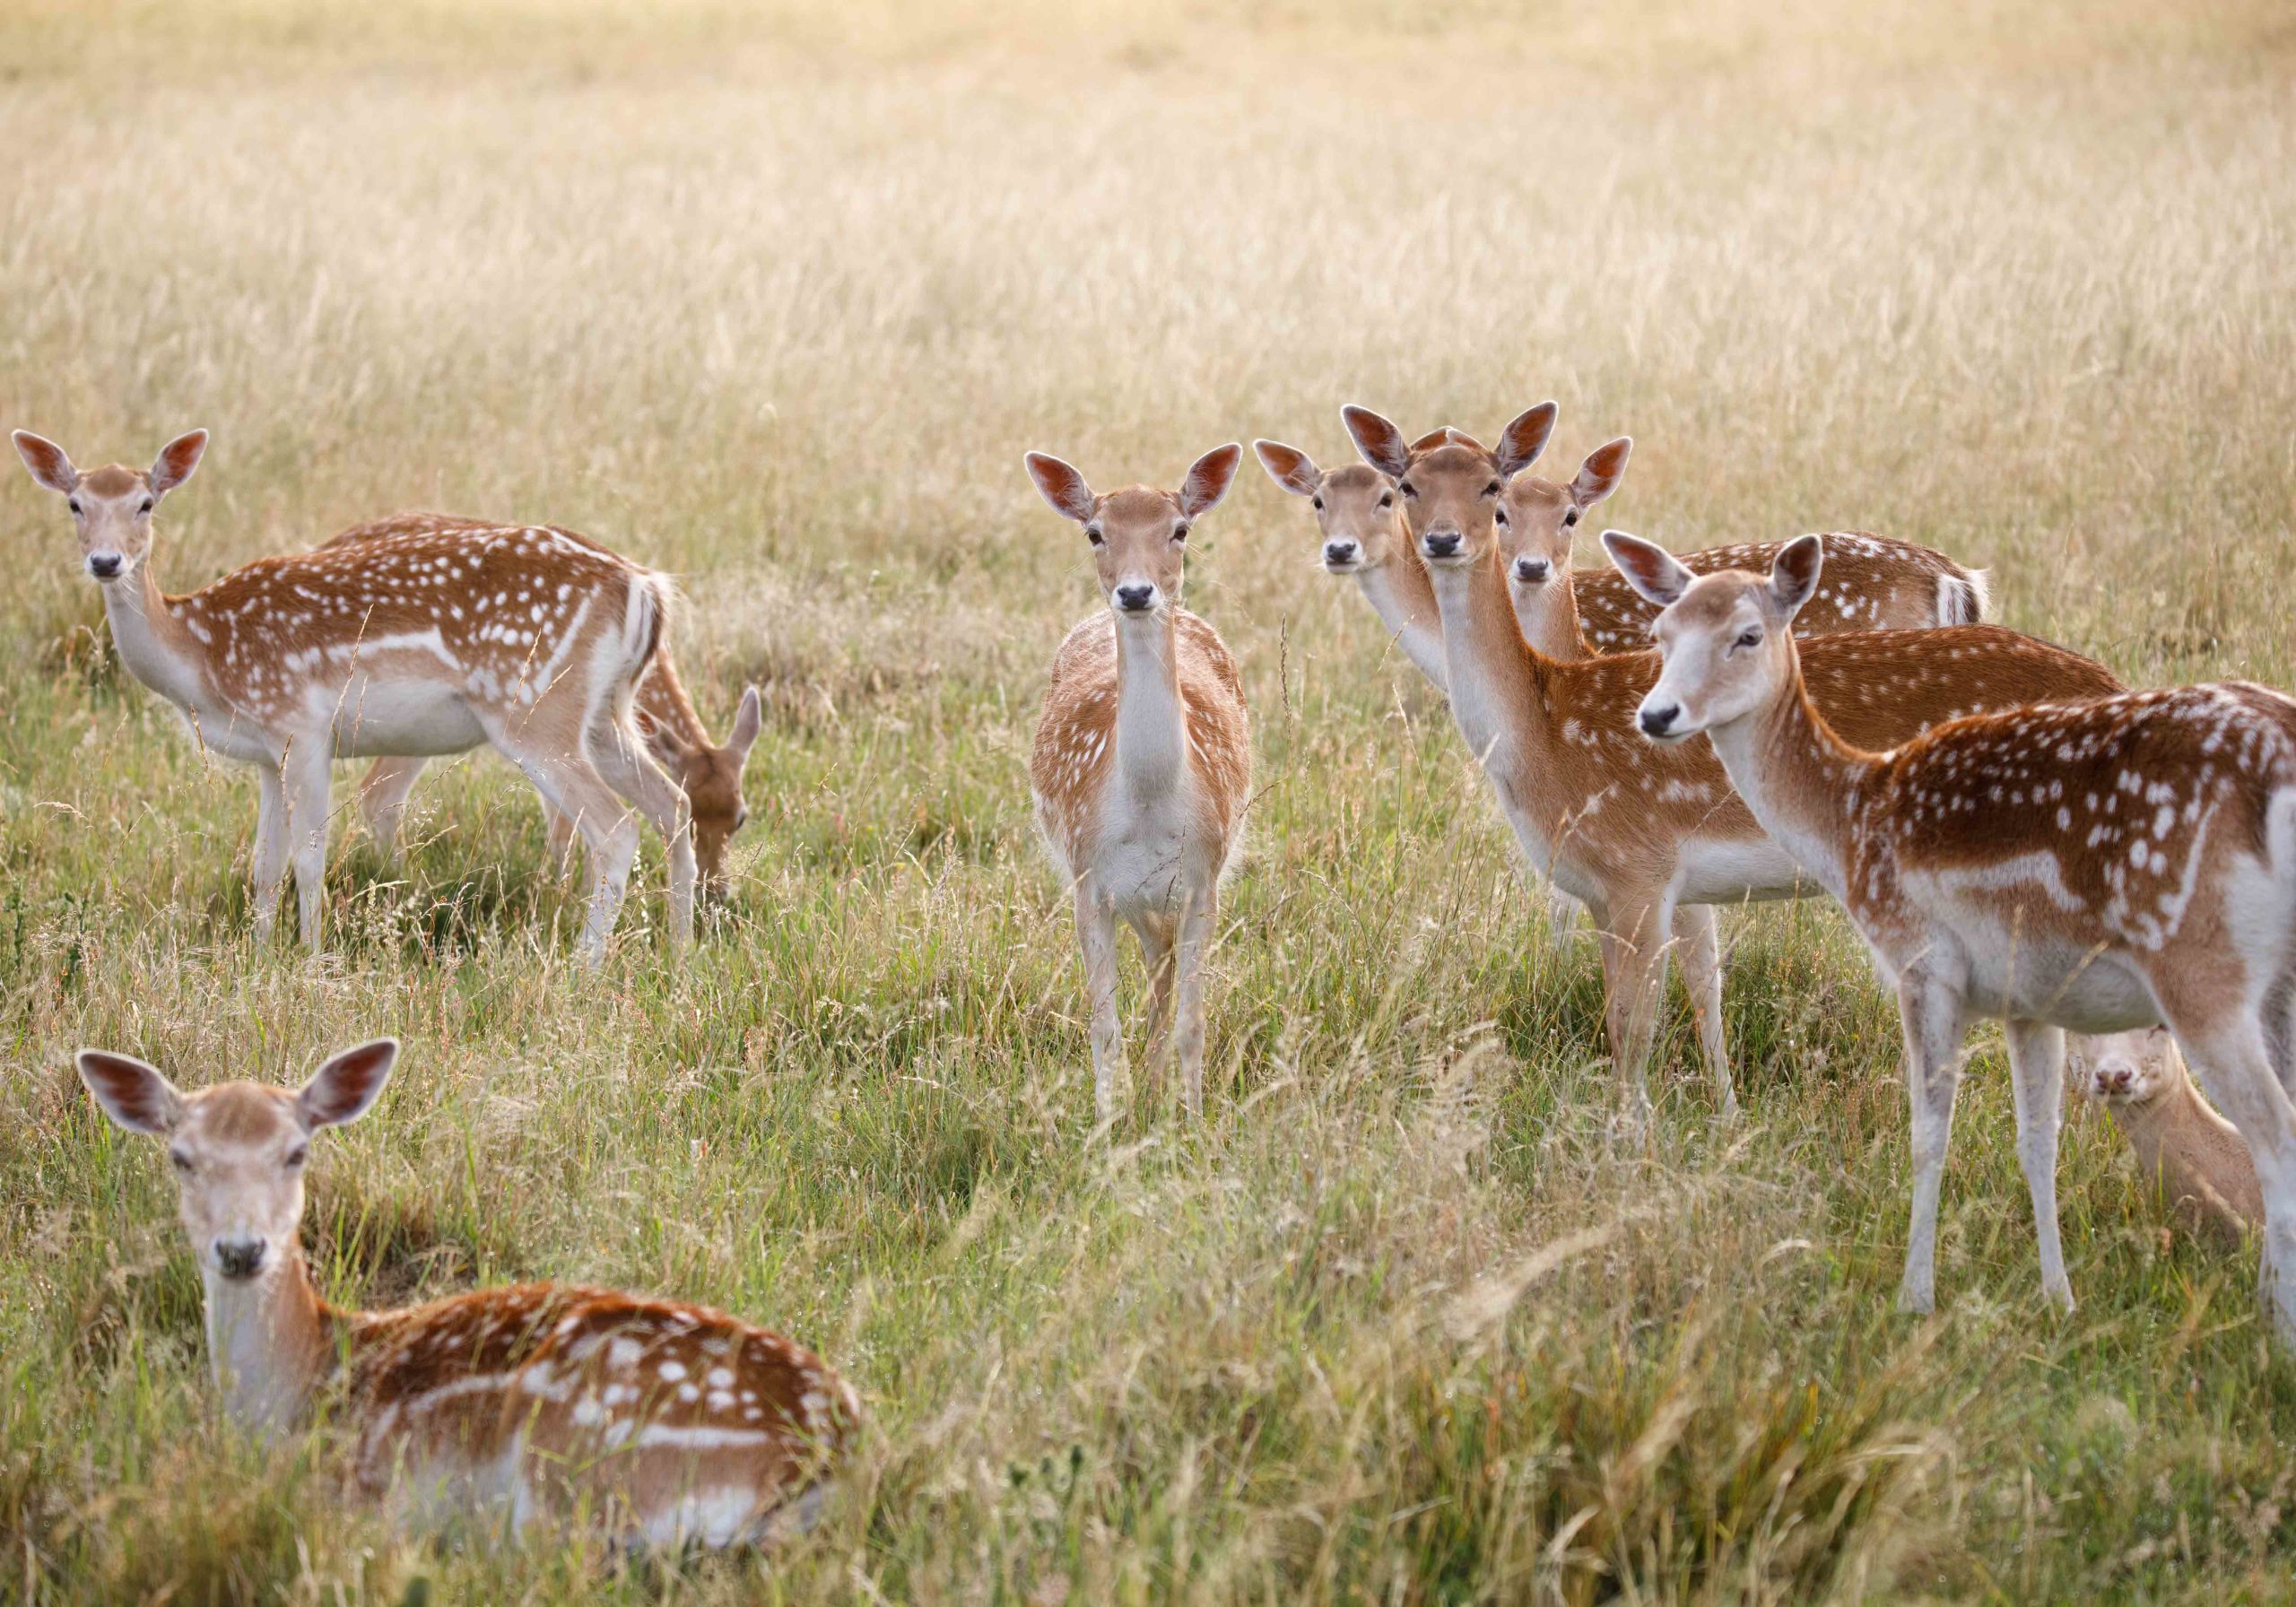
[1611,531,1823,743]
[13,430,208,585]
[1025,445,1242,621]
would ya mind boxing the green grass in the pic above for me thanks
[4,0,2296,1600]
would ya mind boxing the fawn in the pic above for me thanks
[2069,1029,2261,1247]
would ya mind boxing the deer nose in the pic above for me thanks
[213,1237,269,1281]
[1422,529,1463,560]
[2102,1066,2134,1094]
[1514,557,1552,583]
[1323,539,1359,567]
[1114,584,1157,613]
[1639,702,1681,739]
[86,552,123,580]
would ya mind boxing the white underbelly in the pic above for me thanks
[317,678,488,757]
[1673,836,1808,906]
[1953,924,2160,1030]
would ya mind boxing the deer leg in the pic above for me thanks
[1673,903,1736,1120]
[1074,880,1128,1125]
[1894,969,1969,1316]
[1136,916,1176,1082]
[2160,997,2296,1345]
[282,739,335,949]
[250,762,292,944]
[543,804,581,876]
[1171,894,1215,1120]
[587,713,696,952]
[1600,893,1671,1136]
[357,757,427,859]
[2004,1017,2074,1312]
[506,748,640,968]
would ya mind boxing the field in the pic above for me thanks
[4,0,2296,1600]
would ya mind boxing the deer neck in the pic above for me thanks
[1425,547,1558,780]
[1112,611,1187,800]
[1352,535,1448,689]
[1702,656,1866,904]
[632,649,710,760]
[203,1245,343,1437]
[100,559,207,710]
[1512,568,1593,663]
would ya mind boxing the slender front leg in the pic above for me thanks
[281,739,336,948]
[544,804,580,876]
[1673,903,1735,1120]
[1137,917,1176,1081]
[1895,969,1969,1315]
[1074,881,1128,1124]
[2004,1017,2074,1312]
[1171,895,1216,1120]
[1602,893,1671,1136]
[357,756,427,859]
[587,714,696,953]
[249,762,291,943]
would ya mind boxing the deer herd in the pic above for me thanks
[15,401,2296,1548]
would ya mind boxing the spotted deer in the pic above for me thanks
[2068,1029,2262,1248]
[1613,533,2296,1333]
[11,432,693,963]
[1256,413,1987,674]
[75,1040,857,1545]
[321,513,761,900]
[1026,445,1252,1122]
[1336,404,2123,1126]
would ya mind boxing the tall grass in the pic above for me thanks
[3,1,2294,1600]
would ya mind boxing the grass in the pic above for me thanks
[4,0,2296,1599]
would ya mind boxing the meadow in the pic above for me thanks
[4,0,2296,1599]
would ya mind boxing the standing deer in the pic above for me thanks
[1025,445,1252,1122]
[11,431,693,964]
[1611,532,2296,1332]
[321,513,761,901]
[75,1040,856,1544]
[1336,404,2122,1125]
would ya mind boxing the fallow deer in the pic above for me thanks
[1026,445,1253,1122]
[1336,404,2122,1126]
[11,431,693,964]
[321,513,762,900]
[76,1040,857,1545]
[1613,533,2296,1333]
[2069,1029,2261,1247]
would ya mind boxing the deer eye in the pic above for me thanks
[1310,496,1323,511]
[1493,507,1509,526]
[67,499,82,516]
[734,807,750,831]
[1172,524,1188,543]
[170,1149,194,1173]
[1734,628,1763,649]
[1084,526,1103,547]
[1378,491,1394,508]
[1483,481,1500,498]
[283,1144,308,1168]
[1563,508,1580,526]
[140,497,154,515]
[1397,482,1417,499]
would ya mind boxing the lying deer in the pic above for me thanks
[13,430,693,964]
[322,513,761,900]
[1337,404,2123,1125]
[1613,532,2296,1333]
[76,1039,856,1544]
[2069,1029,2262,1247]
[1025,446,1253,1122]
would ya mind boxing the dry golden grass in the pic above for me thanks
[4,1,2295,1600]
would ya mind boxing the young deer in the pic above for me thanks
[2068,1029,2262,1247]
[1026,446,1252,1122]
[1337,404,2123,1125]
[321,513,762,900]
[1613,533,2296,1330]
[11,432,693,964]
[76,1040,857,1545]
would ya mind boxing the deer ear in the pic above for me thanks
[1570,438,1631,508]
[297,1039,397,1131]
[78,1050,184,1135]
[726,685,762,765]
[1601,529,1697,608]
[1495,404,1560,480]
[1252,440,1322,498]
[1769,534,1823,617]
[1178,443,1241,518]
[13,430,79,495]
[1023,453,1096,523]
[150,430,208,496]
[1341,405,1412,481]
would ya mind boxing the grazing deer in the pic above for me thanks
[11,432,693,964]
[1337,404,2122,1126]
[1025,445,1252,1122]
[321,513,761,900]
[1612,533,2296,1331]
[2068,1029,2261,1247]
[75,1040,857,1545]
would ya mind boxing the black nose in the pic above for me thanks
[87,554,123,579]
[214,1238,268,1280]
[1514,559,1552,582]
[1115,585,1155,612]
[1324,541,1358,565]
[1639,704,1680,738]
[1423,530,1463,560]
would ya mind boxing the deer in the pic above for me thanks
[74,1039,857,1545]
[1254,418,1987,672]
[11,430,693,965]
[2068,1029,2262,1248]
[1024,445,1252,1123]
[319,513,761,901]
[1336,404,2124,1128]
[1610,530,2296,1333]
